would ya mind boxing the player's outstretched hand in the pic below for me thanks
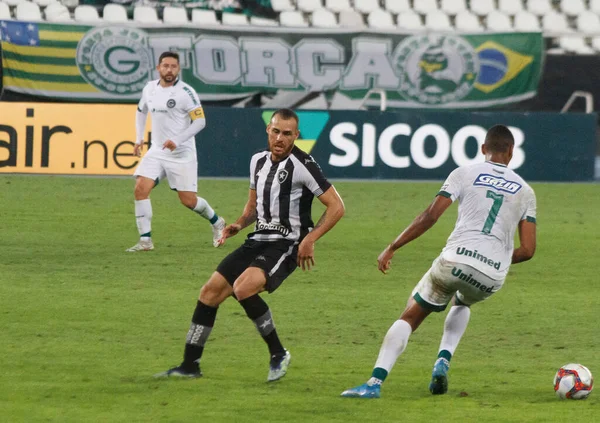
[162,140,176,151]
[219,223,242,245]
[377,245,395,274]
[133,143,143,157]
[297,239,315,271]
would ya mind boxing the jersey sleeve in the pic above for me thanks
[181,85,205,121]
[299,156,331,196]
[521,187,537,223]
[437,167,464,202]
[249,154,260,190]
[137,85,148,113]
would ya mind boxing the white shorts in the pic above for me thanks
[134,155,198,192]
[411,255,504,312]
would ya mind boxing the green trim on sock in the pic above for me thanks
[371,367,388,382]
[453,294,470,307]
[141,232,151,238]
[438,350,452,362]
[209,214,219,225]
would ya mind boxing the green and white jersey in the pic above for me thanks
[438,161,536,280]
[138,79,205,163]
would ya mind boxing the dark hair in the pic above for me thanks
[158,51,180,64]
[484,125,514,153]
[271,108,299,126]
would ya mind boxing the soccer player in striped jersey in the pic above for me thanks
[342,125,537,398]
[156,108,345,381]
[127,51,225,252]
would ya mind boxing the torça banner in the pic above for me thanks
[0,21,544,109]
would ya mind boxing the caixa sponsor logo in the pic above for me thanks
[473,174,522,193]
[327,123,525,170]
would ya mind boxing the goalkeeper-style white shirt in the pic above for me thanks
[137,79,205,163]
[438,161,537,280]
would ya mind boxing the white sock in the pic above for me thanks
[192,196,216,222]
[374,319,413,375]
[366,377,383,386]
[134,199,152,238]
[438,305,471,356]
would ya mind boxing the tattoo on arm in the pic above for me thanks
[242,211,257,227]
[237,209,257,229]
[314,209,328,229]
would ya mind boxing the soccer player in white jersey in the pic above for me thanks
[155,108,345,381]
[342,124,537,398]
[127,51,225,252]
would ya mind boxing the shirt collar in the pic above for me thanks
[486,160,507,168]
[157,79,179,87]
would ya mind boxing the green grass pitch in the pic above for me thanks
[0,175,598,422]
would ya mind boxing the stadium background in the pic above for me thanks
[1,0,599,180]
[1,1,599,422]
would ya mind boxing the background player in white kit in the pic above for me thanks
[127,52,225,252]
[341,125,537,398]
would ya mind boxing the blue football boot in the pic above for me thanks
[429,357,450,395]
[341,382,381,398]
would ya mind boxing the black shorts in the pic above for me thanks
[216,239,298,293]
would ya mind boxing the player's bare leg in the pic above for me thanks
[155,272,233,378]
[127,176,156,252]
[178,191,225,248]
[233,268,291,382]
[342,299,431,398]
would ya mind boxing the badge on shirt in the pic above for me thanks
[277,169,289,184]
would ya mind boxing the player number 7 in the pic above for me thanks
[482,190,504,234]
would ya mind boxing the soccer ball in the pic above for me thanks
[553,363,594,400]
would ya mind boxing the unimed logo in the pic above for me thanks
[261,110,329,154]
[0,103,149,175]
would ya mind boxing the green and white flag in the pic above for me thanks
[0,21,112,99]
[0,21,544,108]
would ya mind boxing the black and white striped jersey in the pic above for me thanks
[248,146,332,243]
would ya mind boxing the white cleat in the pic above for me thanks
[268,350,291,382]
[212,217,226,248]
[126,240,154,252]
